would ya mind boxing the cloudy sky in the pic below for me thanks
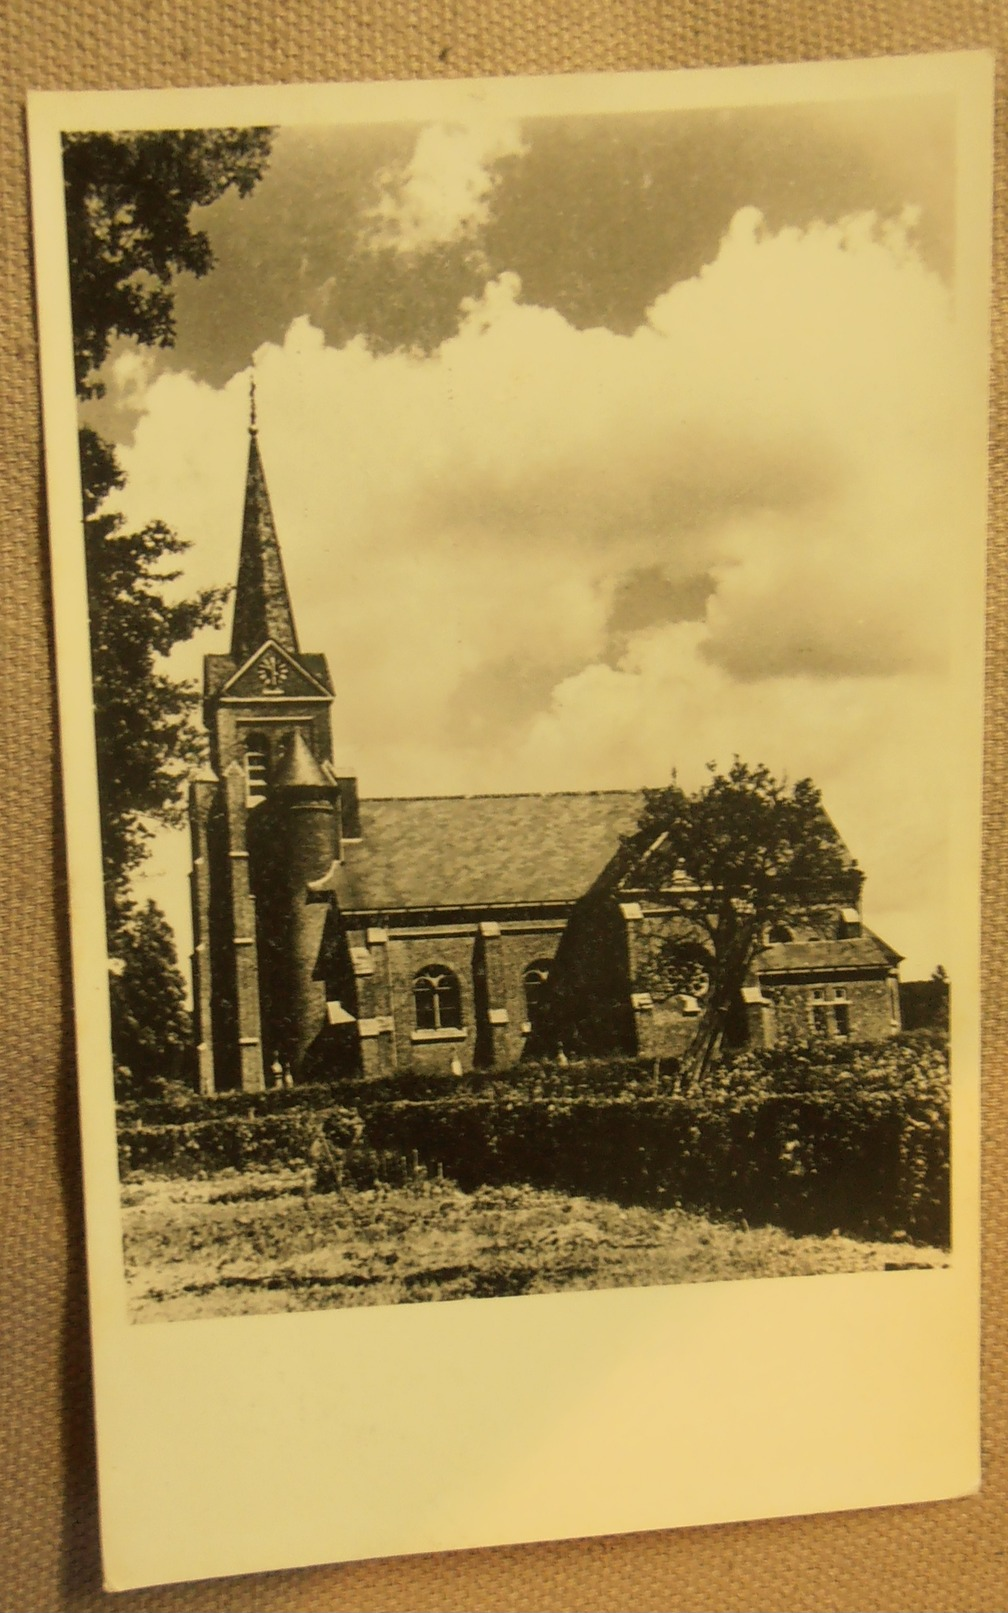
[80,89,980,979]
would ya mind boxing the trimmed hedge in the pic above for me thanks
[116,1081,362,1130]
[116,1036,950,1244]
[116,1055,661,1129]
[119,1035,949,1127]
[356,1085,948,1246]
[118,1105,364,1178]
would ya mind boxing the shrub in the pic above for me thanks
[117,1105,364,1178]
[116,1077,355,1129]
[117,1038,950,1245]
[115,1056,664,1128]
[356,1042,949,1245]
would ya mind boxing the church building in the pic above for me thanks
[188,409,903,1095]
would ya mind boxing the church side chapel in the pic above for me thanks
[189,407,903,1095]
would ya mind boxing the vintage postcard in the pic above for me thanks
[29,51,991,1591]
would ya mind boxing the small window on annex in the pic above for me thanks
[244,731,269,805]
[522,960,552,1034]
[413,965,462,1031]
[832,986,851,1037]
[809,985,851,1038]
[810,988,830,1036]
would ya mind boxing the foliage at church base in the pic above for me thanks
[118,1105,364,1178]
[357,1060,948,1248]
[117,1033,949,1246]
[108,899,193,1095]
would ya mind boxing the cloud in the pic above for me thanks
[80,340,159,444]
[111,206,977,976]
[363,118,528,254]
[498,628,956,977]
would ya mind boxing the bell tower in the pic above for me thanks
[189,382,346,1093]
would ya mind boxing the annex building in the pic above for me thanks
[189,414,903,1094]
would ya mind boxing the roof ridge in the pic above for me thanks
[359,788,644,804]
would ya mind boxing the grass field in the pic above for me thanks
[122,1167,947,1323]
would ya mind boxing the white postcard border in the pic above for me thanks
[28,52,990,1591]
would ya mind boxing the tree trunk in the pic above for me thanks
[680,1001,729,1089]
[679,926,756,1089]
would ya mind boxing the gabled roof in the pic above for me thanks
[219,640,332,702]
[317,791,644,913]
[230,429,300,665]
[752,930,902,976]
[204,649,333,704]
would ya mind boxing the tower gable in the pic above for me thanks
[219,641,333,705]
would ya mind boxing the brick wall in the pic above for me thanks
[385,928,478,1073]
[359,920,567,1073]
[759,974,900,1046]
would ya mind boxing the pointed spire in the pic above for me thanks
[229,385,300,665]
[274,728,328,790]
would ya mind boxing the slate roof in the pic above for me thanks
[230,431,300,664]
[274,729,329,789]
[318,791,644,913]
[753,931,902,975]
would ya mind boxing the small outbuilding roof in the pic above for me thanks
[752,931,902,975]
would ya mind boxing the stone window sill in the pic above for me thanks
[410,1027,467,1044]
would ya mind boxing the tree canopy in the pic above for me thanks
[65,128,272,1057]
[81,425,228,911]
[66,129,272,916]
[64,128,272,394]
[109,899,191,1093]
[628,760,856,1080]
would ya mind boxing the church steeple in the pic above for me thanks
[230,379,300,665]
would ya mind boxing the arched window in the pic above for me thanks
[522,960,552,1034]
[244,732,269,806]
[768,923,793,944]
[413,965,462,1031]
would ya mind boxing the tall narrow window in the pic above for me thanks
[522,960,552,1035]
[244,732,269,805]
[413,966,462,1031]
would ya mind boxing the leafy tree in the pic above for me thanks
[64,129,272,1072]
[899,964,950,1033]
[81,425,228,919]
[109,899,191,1094]
[627,759,855,1083]
[928,964,951,1030]
[65,129,270,881]
[64,128,273,394]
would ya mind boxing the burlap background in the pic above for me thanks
[1,4,1003,1609]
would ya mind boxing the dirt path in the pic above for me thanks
[120,1169,948,1323]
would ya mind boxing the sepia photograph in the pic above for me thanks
[61,80,970,1322]
[28,53,989,1586]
